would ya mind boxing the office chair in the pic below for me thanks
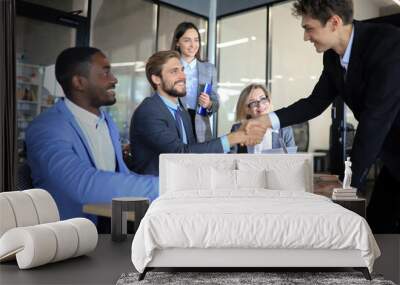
[291,122,309,152]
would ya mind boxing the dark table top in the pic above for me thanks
[0,234,133,285]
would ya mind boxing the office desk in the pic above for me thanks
[83,204,135,221]
[0,235,133,285]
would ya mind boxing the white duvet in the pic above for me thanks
[131,190,380,273]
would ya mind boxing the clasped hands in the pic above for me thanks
[228,115,272,146]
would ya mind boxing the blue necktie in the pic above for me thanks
[174,108,184,141]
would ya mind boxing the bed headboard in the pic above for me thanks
[159,154,314,195]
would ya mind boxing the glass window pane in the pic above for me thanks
[16,16,76,161]
[157,5,208,59]
[217,7,267,135]
[24,0,88,17]
[91,0,157,142]
[270,1,326,153]
[16,16,76,66]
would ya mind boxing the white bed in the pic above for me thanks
[131,154,380,280]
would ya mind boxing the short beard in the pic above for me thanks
[162,82,186,98]
[102,97,116,106]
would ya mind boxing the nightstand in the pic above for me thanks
[332,198,366,218]
[111,197,149,242]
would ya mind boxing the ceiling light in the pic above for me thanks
[111,62,135,67]
[252,78,266,83]
[392,0,400,7]
[217,38,249,48]
[111,61,145,68]
[217,82,245,87]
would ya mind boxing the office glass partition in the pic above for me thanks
[270,1,326,153]
[15,16,77,161]
[217,7,267,135]
[157,5,208,59]
[91,0,157,142]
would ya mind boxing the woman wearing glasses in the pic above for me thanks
[231,83,296,153]
[171,22,219,142]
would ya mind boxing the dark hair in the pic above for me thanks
[171,22,202,61]
[146,50,180,90]
[55,47,102,96]
[292,0,353,25]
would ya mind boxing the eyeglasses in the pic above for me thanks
[247,97,269,109]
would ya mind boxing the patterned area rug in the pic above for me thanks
[117,271,395,285]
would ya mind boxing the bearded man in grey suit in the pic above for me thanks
[129,50,266,176]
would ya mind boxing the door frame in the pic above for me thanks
[16,0,91,46]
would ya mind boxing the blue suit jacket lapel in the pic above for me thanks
[154,94,186,140]
[57,99,127,173]
[103,112,128,173]
[56,100,97,167]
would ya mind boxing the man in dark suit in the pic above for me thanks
[130,50,265,176]
[248,0,400,233]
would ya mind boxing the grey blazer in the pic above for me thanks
[180,61,219,143]
[230,122,296,153]
[129,94,223,176]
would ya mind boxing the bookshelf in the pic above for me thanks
[16,63,55,161]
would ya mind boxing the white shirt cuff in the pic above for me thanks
[268,112,281,131]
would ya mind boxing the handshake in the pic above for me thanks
[227,114,272,146]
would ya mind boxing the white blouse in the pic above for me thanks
[247,128,273,154]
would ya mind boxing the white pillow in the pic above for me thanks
[266,166,306,191]
[238,158,309,192]
[236,169,267,189]
[211,168,236,190]
[167,162,211,191]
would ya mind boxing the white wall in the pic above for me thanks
[354,0,380,20]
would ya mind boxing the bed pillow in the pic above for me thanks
[236,169,267,189]
[211,168,237,191]
[237,158,309,192]
[167,162,211,191]
[266,166,306,191]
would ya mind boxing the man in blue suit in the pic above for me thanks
[26,47,158,221]
[130,50,266,176]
